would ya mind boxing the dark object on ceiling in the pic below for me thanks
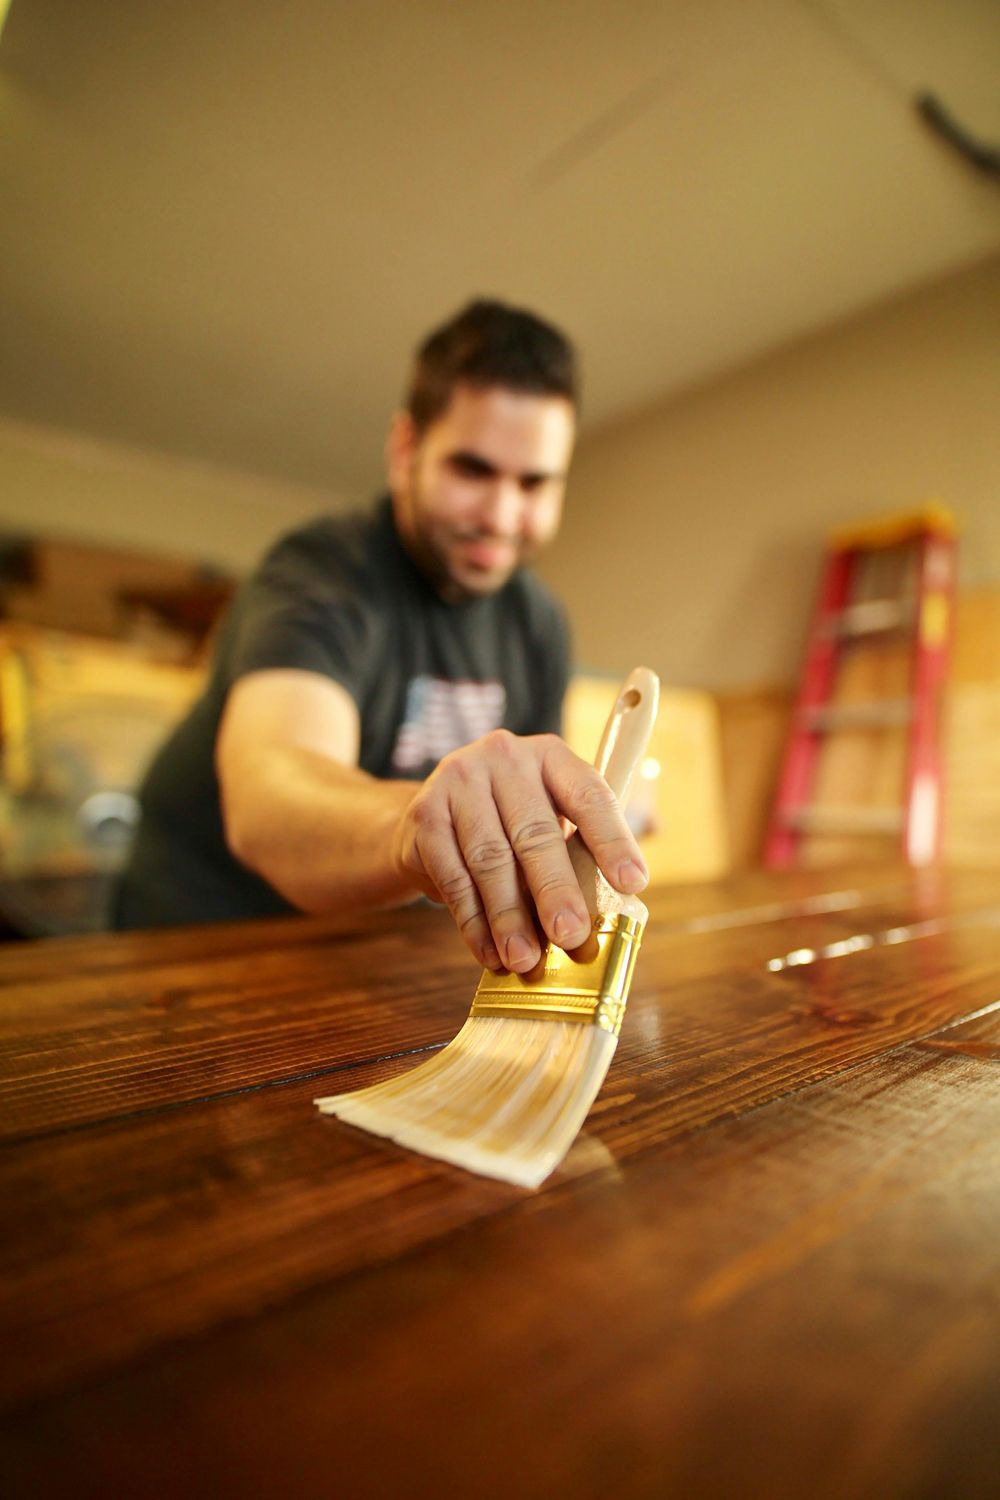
[917,92,1000,180]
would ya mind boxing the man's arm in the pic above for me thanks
[216,670,420,912]
[216,669,648,974]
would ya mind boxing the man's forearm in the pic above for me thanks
[220,745,422,913]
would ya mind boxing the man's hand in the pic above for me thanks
[390,729,648,974]
[218,672,647,971]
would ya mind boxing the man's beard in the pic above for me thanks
[404,468,527,603]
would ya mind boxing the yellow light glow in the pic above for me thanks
[640,757,661,781]
[0,1,12,46]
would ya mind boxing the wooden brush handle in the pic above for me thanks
[568,666,660,919]
[592,666,660,804]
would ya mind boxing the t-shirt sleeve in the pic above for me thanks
[223,543,374,706]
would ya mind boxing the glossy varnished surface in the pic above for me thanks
[2,866,1000,1498]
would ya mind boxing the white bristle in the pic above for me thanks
[315,1017,619,1189]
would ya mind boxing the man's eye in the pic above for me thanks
[449,455,493,479]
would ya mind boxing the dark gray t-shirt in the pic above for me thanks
[114,498,571,928]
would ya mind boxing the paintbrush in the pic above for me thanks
[314,666,659,1188]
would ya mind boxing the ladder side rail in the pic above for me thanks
[764,547,854,867]
[903,531,956,865]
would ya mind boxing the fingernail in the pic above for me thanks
[617,859,648,893]
[554,908,589,946]
[505,933,537,971]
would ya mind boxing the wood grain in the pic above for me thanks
[3,864,998,1142]
[0,903,472,1140]
[2,866,1000,1498]
[3,1009,1000,1499]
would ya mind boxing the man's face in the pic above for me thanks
[389,383,575,601]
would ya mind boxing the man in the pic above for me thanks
[115,300,648,972]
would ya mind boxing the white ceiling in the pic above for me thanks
[1,0,998,499]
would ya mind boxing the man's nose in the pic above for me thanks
[479,477,524,535]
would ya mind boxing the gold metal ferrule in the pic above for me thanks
[469,913,644,1038]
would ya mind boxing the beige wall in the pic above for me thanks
[4,251,997,684]
[0,417,349,574]
[540,252,1000,692]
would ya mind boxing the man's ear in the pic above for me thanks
[386,410,417,493]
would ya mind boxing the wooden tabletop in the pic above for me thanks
[3,864,1000,1499]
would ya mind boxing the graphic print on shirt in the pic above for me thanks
[391,676,507,773]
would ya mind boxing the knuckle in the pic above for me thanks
[408,793,445,832]
[483,727,517,756]
[483,902,527,933]
[508,817,563,857]
[576,779,619,816]
[532,869,577,899]
[435,749,472,785]
[538,732,572,767]
[464,837,514,877]
[436,867,478,907]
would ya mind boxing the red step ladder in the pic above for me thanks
[765,506,956,869]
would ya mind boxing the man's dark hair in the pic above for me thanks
[405,298,579,433]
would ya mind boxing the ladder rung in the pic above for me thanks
[782,806,905,836]
[835,599,911,638]
[802,700,912,731]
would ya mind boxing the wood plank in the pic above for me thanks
[3,901,1000,1405]
[647,863,1000,933]
[0,903,472,1141]
[3,1012,999,1499]
[3,867,999,1142]
[715,684,791,870]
